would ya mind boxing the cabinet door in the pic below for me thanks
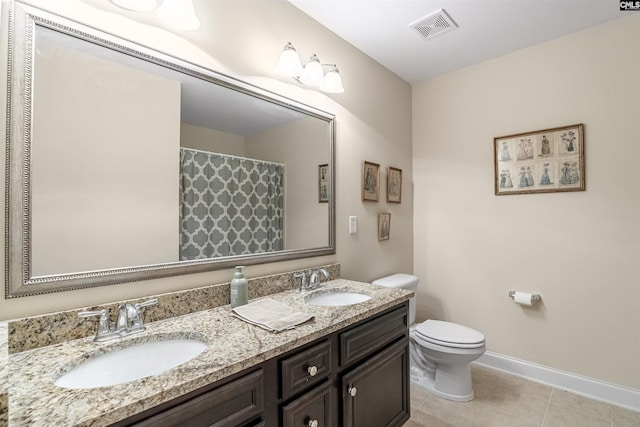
[282,382,332,427]
[342,340,409,427]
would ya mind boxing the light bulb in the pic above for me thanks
[276,42,303,77]
[319,65,344,93]
[299,54,324,87]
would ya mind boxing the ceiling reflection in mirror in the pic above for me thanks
[5,3,335,297]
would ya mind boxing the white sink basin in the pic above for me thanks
[54,338,207,389]
[305,291,371,306]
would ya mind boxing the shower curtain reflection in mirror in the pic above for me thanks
[179,148,285,260]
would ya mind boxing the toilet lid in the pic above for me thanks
[415,320,485,347]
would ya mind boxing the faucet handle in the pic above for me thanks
[78,309,107,319]
[131,298,158,329]
[78,309,113,341]
[135,298,158,311]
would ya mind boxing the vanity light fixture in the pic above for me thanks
[276,42,344,93]
[110,0,200,30]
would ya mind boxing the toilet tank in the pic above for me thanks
[371,274,418,325]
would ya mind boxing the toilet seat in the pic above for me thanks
[414,320,485,349]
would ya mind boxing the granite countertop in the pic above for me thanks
[0,321,7,393]
[1,321,8,427]
[8,279,412,426]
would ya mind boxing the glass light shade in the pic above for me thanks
[319,65,344,93]
[276,42,303,77]
[157,0,200,30]
[299,54,325,87]
[111,0,157,11]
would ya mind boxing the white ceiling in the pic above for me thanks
[286,0,629,83]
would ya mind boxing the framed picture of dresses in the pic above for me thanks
[387,167,402,203]
[378,212,391,240]
[494,123,585,195]
[362,161,380,202]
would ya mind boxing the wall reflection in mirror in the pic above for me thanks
[5,3,335,297]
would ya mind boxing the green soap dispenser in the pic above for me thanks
[230,266,248,308]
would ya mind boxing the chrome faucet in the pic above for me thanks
[295,268,330,292]
[79,298,158,342]
[117,302,149,334]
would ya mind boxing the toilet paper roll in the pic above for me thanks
[513,292,533,306]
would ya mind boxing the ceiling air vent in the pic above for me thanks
[409,8,458,41]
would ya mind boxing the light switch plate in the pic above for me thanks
[349,216,358,234]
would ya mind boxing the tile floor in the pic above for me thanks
[405,364,640,427]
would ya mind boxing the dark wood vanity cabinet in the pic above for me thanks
[113,302,409,427]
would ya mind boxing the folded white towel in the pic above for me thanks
[232,298,314,333]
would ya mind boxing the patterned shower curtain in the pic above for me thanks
[179,148,284,260]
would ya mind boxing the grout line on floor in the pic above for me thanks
[540,387,553,427]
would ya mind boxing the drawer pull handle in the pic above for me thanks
[307,365,318,376]
[348,386,357,397]
[308,420,319,427]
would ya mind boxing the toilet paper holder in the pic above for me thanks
[508,290,541,304]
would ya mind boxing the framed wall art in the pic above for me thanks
[494,123,585,195]
[318,164,329,203]
[387,167,402,203]
[378,212,391,240]
[362,161,380,202]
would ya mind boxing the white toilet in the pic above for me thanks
[372,273,486,402]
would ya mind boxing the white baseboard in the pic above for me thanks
[475,351,640,412]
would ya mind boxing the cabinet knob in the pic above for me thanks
[308,420,318,427]
[307,365,318,376]
[348,386,357,397]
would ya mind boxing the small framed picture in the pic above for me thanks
[378,212,391,241]
[318,164,329,203]
[362,161,380,202]
[387,167,402,203]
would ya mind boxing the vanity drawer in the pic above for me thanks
[132,369,263,427]
[281,340,332,400]
[282,381,332,427]
[340,304,408,367]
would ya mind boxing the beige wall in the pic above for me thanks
[412,15,640,389]
[0,0,412,319]
[180,123,246,156]
[31,37,180,275]
[246,117,329,250]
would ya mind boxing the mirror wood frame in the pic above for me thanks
[4,2,336,298]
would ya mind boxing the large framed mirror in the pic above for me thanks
[5,2,335,298]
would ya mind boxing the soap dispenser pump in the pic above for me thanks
[230,266,248,308]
